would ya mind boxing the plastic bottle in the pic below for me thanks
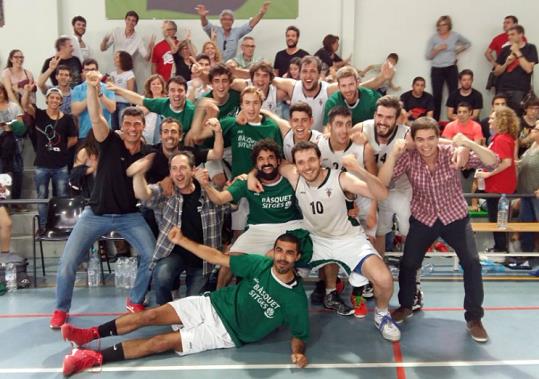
[475,170,485,191]
[87,249,100,287]
[496,194,509,229]
[127,258,138,289]
[420,263,434,276]
[6,262,17,292]
[114,258,124,288]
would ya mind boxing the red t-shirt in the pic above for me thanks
[485,133,516,194]
[151,40,175,81]
[442,119,483,142]
[489,33,527,56]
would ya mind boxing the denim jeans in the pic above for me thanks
[153,252,205,305]
[399,217,484,321]
[35,166,69,227]
[519,197,539,252]
[55,207,156,311]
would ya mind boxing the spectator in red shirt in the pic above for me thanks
[151,21,179,81]
[378,117,498,343]
[484,15,520,66]
[476,106,519,252]
[442,102,483,143]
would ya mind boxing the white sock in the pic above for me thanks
[325,288,336,295]
[375,307,389,323]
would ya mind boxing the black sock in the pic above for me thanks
[101,343,125,363]
[352,286,364,296]
[98,320,118,338]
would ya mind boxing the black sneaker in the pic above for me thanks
[323,290,354,316]
[412,287,424,311]
[310,280,325,305]
[362,283,374,299]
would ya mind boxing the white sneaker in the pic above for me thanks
[374,314,401,342]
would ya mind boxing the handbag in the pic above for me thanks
[485,70,497,90]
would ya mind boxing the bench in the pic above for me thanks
[471,222,539,233]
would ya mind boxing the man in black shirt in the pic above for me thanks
[400,77,434,122]
[494,24,538,114]
[273,26,309,77]
[479,94,507,145]
[41,37,83,88]
[446,69,483,121]
[50,71,157,330]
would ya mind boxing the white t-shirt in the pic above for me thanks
[109,70,135,104]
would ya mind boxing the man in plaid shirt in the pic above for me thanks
[127,150,229,305]
[378,117,498,343]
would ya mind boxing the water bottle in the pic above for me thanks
[87,249,100,287]
[420,263,434,276]
[475,170,485,191]
[6,263,17,292]
[127,257,138,289]
[114,258,124,288]
[496,194,509,230]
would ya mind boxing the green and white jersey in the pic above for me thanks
[210,254,309,346]
[323,87,380,125]
[296,168,359,238]
[142,97,195,133]
[220,115,283,177]
[204,89,241,118]
[227,176,301,225]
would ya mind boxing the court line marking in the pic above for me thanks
[3,359,539,373]
[1,306,539,318]
[392,342,407,379]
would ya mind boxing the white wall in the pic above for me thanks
[1,0,537,110]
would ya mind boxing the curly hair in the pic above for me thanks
[202,40,223,64]
[493,106,519,139]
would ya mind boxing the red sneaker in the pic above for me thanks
[50,310,68,329]
[350,294,368,318]
[61,324,99,347]
[126,298,145,313]
[63,348,103,377]
[434,241,449,252]
[336,277,345,295]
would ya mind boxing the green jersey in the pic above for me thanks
[220,115,283,177]
[323,87,380,125]
[204,89,241,118]
[210,254,309,346]
[227,176,301,225]
[143,97,196,133]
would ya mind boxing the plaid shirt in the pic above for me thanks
[392,144,497,226]
[143,184,229,265]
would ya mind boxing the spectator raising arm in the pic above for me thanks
[248,1,271,29]
[86,71,110,142]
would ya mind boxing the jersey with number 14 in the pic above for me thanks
[295,168,358,238]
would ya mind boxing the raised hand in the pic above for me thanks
[206,117,222,133]
[86,71,102,87]
[126,153,156,177]
[195,4,209,17]
[193,168,210,186]
[391,139,407,158]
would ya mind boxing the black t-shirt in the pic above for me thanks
[446,88,484,112]
[89,132,154,214]
[314,48,342,68]
[496,43,538,92]
[480,116,491,143]
[41,56,83,88]
[518,116,536,156]
[171,181,203,268]
[32,108,77,168]
[400,90,435,120]
[146,143,210,184]
[173,55,192,82]
[273,48,309,76]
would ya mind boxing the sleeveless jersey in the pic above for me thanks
[247,80,279,113]
[362,119,411,190]
[283,129,322,162]
[295,168,358,238]
[290,80,329,133]
[318,138,365,172]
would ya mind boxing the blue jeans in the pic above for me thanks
[519,197,539,252]
[152,252,205,305]
[55,207,156,311]
[35,166,69,228]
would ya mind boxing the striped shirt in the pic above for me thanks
[392,144,496,226]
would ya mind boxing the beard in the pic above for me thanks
[257,165,279,181]
[376,123,396,138]
[287,40,298,48]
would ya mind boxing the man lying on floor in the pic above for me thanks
[60,227,309,376]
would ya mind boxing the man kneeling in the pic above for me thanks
[60,229,309,376]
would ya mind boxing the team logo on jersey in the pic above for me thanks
[326,188,332,198]
[319,99,323,106]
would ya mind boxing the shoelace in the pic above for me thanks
[377,314,401,332]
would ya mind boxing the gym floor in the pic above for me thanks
[1,255,538,379]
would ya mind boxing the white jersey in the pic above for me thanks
[290,80,329,132]
[295,168,359,238]
[283,129,322,162]
[247,80,279,113]
[318,137,365,171]
[362,119,411,190]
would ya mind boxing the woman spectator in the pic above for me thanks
[1,49,36,105]
[426,16,471,120]
[108,51,136,130]
[314,34,350,70]
[202,40,222,66]
[517,121,539,253]
[139,74,166,145]
[173,39,197,82]
[284,57,301,80]
[476,106,519,252]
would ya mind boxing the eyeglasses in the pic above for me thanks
[243,45,256,48]
[13,55,24,59]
